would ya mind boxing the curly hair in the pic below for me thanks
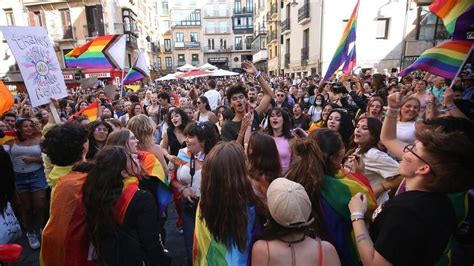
[324,109,354,149]
[184,122,220,155]
[127,114,156,149]
[166,108,190,131]
[41,124,89,166]
[226,83,247,103]
[14,118,38,141]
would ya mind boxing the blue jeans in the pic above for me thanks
[182,200,196,266]
[14,167,48,193]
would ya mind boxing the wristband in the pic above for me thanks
[351,217,364,223]
[255,71,262,79]
[350,211,365,217]
[442,104,456,112]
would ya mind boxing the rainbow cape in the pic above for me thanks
[0,130,16,145]
[123,52,150,84]
[68,101,99,122]
[319,170,377,266]
[429,0,474,37]
[65,35,126,69]
[400,40,473,80]
[138,151,172,215]
[193,205,258,266]
[322,0,359,81]
[0,80,14,116]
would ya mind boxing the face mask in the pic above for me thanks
[315,101,322,105]
[304,98,310,103]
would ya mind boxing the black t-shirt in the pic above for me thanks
[370,191,456,266]
[221,110,260,141]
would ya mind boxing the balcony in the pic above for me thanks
[203,46,233,53]
[235,44,243,50]
[267,31,277,43]
[83,23,105,38]
[298,3,310,24]
[233,6,253,15]
[284,53,290,67]
[171,20,201,27]
[301,47,309,65]
[205,27,230,34]
[164,46,172,53]
[174,41,201,49]
[204,10,230,17]
[150,42,160,53]
[271,3,278,17]
[123,22,139,36]
[126,34,138,49]
[281,19,290,34]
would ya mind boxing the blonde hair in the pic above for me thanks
[127,114,156,149]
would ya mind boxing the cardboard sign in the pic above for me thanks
[0,26,68,107]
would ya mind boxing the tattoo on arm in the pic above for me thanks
[356,234,369,243]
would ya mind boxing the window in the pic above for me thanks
[176,32,184,42]
[246,0,253,12]
[190,32,199,42]
[219,21,227,33]
[192,54,199,65]
[30,11,44,26]
[207,21,215,33]
[416,6,449,40]
[208,38,215,49]
[4,9,14,26]
[245,36,252,50]
[220,38,227,49]
[162,20,170,31]
[60,9,73,39]
[218,5,227,16]
[164,39,172,51]
[165,57,173,68]
[235,0,241,13]
[303,29,309,48]
[177,54,185,66]
[376,18,390,39]
[157,57,161,68]
[172,9,201,26]
[235,36,242,50]
[162,1,169,14]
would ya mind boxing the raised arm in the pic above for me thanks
[242,61,273,116]
[380,92,406,160]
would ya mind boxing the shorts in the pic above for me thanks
[14,168,49,193]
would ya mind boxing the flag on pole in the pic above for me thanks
[429,0,474,36]
[399,40,473,80]
[322,0,359,82]
[68,101,99,122]
[0,81,14,116]
[65,35,126,69]
[122,53,150,84]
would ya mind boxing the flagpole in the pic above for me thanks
[449,46,473,89]
[120,68,125,99]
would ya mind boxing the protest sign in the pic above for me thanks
[0,26,68,107]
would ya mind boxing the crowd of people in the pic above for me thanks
[1,60,473,265]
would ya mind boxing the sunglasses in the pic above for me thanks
[276,94,285,97]
[403,144,435,176]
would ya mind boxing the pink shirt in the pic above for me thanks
[273,136,291,174]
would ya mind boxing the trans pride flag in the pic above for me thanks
[399,40,473,80]
[65,35,126,69]
[322,0,359,82]
[122,52,150,84]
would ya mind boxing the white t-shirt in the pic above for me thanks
[396,121,416,144]
[204,89,221,111]
[358,148,400,204]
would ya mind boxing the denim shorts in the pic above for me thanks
[14,168,49,193]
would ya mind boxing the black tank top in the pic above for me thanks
[167,127,186,156]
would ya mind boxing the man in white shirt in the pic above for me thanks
[203,79,221,111]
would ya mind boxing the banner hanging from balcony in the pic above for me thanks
[321,0,359,82]
[122,52,150,84]
[0,26,68,107]
[65,35,126,69]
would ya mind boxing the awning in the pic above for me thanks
[82,68,125,79]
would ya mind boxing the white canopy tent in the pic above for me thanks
[177,64,198,72]
[210,69,240,76]
[199,63,218,71]
[156,73,179,81]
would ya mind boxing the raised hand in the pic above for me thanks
[241,60,257,75]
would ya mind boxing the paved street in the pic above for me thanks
[9,205,187,266]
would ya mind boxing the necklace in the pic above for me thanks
[278,234,306,266]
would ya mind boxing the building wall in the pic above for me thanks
[266,0,280,75]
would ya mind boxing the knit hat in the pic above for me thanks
[267,178,314,228]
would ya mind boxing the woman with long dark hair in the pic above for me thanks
[194,141,262,265]
[194,96,218,124]
[161,108,190,163]
[324,109,354,149]
[86,121,113,160]
[6,118,46,249]
[266,107,295,174]
[83,146,167,265]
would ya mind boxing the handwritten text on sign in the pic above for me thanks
[0,26,67,107]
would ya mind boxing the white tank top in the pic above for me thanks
[10,142,42,173]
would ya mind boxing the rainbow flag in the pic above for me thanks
[399,40,473,80]
[65,35,126,69]
[319,170,377,266]
[0,81,14,116]
[322,0,359,81]
[123,52,150,84]
[138,151,172,215]
[68,101,99,122]
[193,205,258,266]
[429,0,474,36]
[0,130,16,145]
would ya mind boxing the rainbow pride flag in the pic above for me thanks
[68,101,99,122]
[322,0,359,81]
[123,52,150,84]
[65,35,126,69]
[399,40,473,80]
[429,0,474,36]
[193,205,258,266]
[319,170,377,266]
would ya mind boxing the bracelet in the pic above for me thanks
[351,217,364,223]
[255,71,262,79]
[387,108,399,116]
[443,104,457,112]
[350,211,365,217]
